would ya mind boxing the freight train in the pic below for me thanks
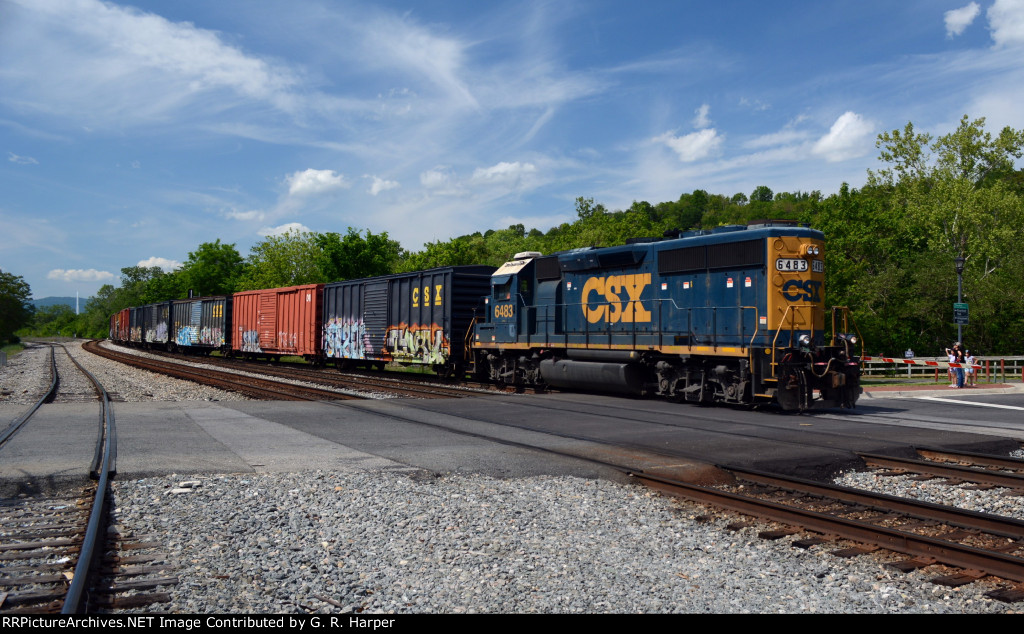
[109,221,862,410]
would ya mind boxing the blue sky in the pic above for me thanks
[3,0,1023,299]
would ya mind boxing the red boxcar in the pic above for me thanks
[231,284,324,360]
[109,308,130,342]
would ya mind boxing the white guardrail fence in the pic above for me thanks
[861,355,1024,383]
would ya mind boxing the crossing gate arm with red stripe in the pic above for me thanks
[861,356,981,369]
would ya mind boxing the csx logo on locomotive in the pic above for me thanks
[581,274,652,323]
[781,279,822,302]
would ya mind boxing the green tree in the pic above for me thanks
[314,228,402,281]
[179,239,246,296]
[868,115,1024,353]
[238,230,322,290]
[0,269,33,343]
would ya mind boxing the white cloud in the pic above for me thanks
[692,103,711,129]
[136,257,181,271]
[945,3,981,37]
[811,112,874,162]
[286,169,350,196]
[259,222,310,237]
[360,13,477,109]
[366,175,400,196]
[226,209,265,222]
[421,169,452,189]
[419,168,464,196]
[7,152,38,165]
[988,0,1024,47]
[743,128,812,150]
[471,161,537,182]
[3,0,301,125]
[47,268,115,283]
[657,129,723,162]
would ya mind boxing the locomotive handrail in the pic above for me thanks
[830,306,864,359]
[520,298,762,354]
[770,303,818,372]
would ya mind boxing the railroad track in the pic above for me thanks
[858,448,1024,492]
[150,348,491,399]
[0,343,175,613]
[84,341,368,401]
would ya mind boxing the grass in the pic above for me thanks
[2,342,25,357]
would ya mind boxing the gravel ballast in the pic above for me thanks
[112,470,1019,614]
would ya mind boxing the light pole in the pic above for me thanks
[955,255,965,344]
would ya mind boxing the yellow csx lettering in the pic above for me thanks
[494,303,514,319]
[582,274,652,323]
[413,285,444,308]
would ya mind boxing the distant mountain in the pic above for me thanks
[31,296,89,311]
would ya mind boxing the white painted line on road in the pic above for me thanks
[916,396,1024,411]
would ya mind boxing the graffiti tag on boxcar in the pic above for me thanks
[324,316,374,359]
[385,323,449,364]
[240,330,262,353]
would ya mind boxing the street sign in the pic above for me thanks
[953,302,969,325]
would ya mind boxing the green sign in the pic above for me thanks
[953,302,969,325]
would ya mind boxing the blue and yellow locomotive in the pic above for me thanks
[472,221,862,411]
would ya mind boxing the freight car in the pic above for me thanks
[322,266,495,373]
[471,221,861,411]
[170,295,231,354]
[232,284,324,361]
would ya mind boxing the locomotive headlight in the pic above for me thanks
[798,334,811,348]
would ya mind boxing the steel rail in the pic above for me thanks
[858,452,1024,490]
[630,468,1024,583]
[914,447,1024,472]
[85,341,365,401]
[59,343,116,614]
[726,466,1024,539]
[0,345,58,447]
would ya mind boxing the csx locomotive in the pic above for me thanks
[111,220,861,411]
[472,221,861,410]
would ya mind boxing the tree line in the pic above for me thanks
[7,115,1023,356]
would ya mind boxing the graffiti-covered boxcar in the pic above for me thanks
[138,301,172,346]
[322,266,494,371]
[232,284,324,360]
[171,296,231,353]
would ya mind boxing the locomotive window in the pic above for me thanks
[494,280,512,300]
[707,239,764,269]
